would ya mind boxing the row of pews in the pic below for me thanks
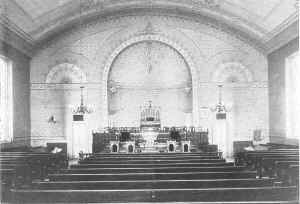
[235,145,299,186]
[9,151,299,203]
[0,151,67,201]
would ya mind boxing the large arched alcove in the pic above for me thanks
[45,63,91,156]
[107,41,193,127]
[102,34,200,128]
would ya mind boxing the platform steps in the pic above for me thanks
[11,152,299,203]
[33,178,277,189]
[70,162,235,168]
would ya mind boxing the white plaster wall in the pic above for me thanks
[30,14,268,146]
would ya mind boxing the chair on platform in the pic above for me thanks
[128,145,134,153]
[125,141,135,153]
[110,141,119,153]
[167,141,177,153]
[181,141,191,152]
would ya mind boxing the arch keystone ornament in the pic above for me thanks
[101,34,200,128]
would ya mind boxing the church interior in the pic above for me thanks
[0,0,299,203]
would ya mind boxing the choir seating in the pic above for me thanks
[10,151,298,203]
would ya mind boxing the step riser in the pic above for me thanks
[89,156,220,159]
[49,173,256,181]
[93,153,219,156]
[70,163,234,168]
[35,180,274,189]
[61,167,245,174]
[12,188,298,203]
[79,159,225,164]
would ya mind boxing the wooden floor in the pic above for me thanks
[9,152,299,203]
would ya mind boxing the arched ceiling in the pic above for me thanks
[1,0,299,51]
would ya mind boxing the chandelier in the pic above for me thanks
[73,86,92,115]
[211,84,228,115]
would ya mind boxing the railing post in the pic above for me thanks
[258,156,263,178]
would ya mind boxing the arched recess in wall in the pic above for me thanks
[45,63,87,141]
[210,62,254,158]
[46,63,87,84]
[101,34,200,127]
[107,41,192,127]
[211,62,253,83]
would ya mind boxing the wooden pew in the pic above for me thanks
[0,168,16,201]
[10,151,299,203]
[0,151,68,187]
[258,155,299,178]
[58,166,246,174]
[275,162,299,186]
[235,150,299,167]
[0,151,68,203]
[11,186,298,203]
[33,178,276,190]
[234,148,299,181]
[47,171,257,181]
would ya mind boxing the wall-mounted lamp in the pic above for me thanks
[48,115,57,123]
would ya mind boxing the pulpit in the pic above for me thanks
[139,101,161,152]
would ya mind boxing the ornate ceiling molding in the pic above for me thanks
[3,0,298,55]
[265,20,299,54]
[30,1,267,49]
[0,16,34,56]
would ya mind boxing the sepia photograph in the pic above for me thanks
[0,0,299,203]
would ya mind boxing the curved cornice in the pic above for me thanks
[31,1,269,52]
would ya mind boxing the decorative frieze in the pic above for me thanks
[198,82,268,88]
[31,83,102,90]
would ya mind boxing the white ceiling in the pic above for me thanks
[224,0,297,33]
[1,0,299,45]
[13,0,72,19]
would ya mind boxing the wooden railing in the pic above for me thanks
[92,130,209,153]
